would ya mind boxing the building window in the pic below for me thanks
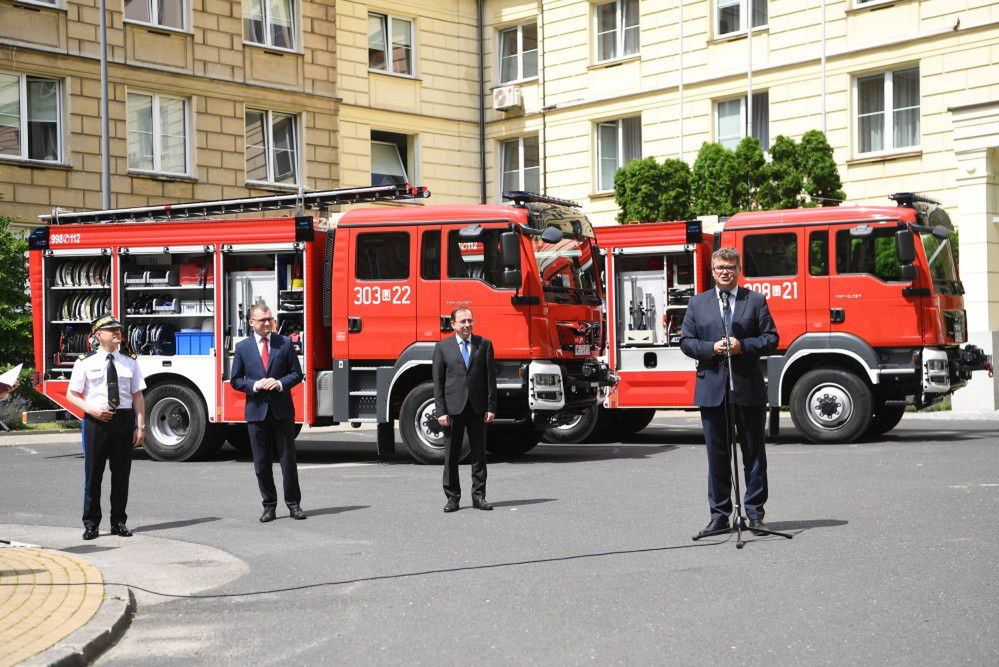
[716,91,769,150]
[499,22,538,83]
[856,67,919,155]
[244,0,295,50]
[370,130,411,186]
[369,13,413,75]
[245,109,299,184]
[127,93,188,175]
[596,117,641,192]
[717,0,767,36]
[501,135,540,194]
[356,232,410,280]
[743,233,797,278]
[595,0,639,62]
[124,0,185,30]
[0,73,61,162]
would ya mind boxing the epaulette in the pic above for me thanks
[82,350,97,359]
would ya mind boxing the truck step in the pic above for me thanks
[349,390,377,396]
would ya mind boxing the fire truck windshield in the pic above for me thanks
[531,237,600,305]
[920,232,962,295]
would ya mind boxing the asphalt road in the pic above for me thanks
[1,415,997,665]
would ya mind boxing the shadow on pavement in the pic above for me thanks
[61,544,119,554]
[504,444,678,464]
[0,569,47,577]
[303,505,370,518]
[765,519,848,533]
[490,498,557,508]
[133,517,222,533]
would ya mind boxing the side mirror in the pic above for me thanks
[541,226,563,244]
[503,268,522,288]
[896,229,916,264]
[931,225,951,240]
[899,263,917,281]
[500,231,519,268]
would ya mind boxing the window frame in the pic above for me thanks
[714,90,769,150]
[370,139,409,186]
[355,231,411,282]
[500,134,540,197]
[853,66,921,158]
[0,72,63,163]
[244,108,301,186]
[595,116,642,193]
[123,0,188,32]
[127,91,190,177]
[445,228,512,290]
[594,0,640,64]
[243,0,298,52]
[715,0,768,38]
[743,232,798,278]
[497,22,539,84]
[368,12,416,77]
[834,228,904,283]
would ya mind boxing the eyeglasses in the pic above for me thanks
[251,317,274,323]
[712,265,738,274]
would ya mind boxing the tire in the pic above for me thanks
[613,408,657,437]
[866,402,906,438]
[399,382,467,464]
[198,423,227,459]
[543,405,598,444]
[143,384,212,461]
[487,422,541,456]
[584,405,621,443]
[225,423,251,453]
[789,369,873,444]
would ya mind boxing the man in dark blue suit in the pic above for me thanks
[680,248,779,538]
[230,303,306,522]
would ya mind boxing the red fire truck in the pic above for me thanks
[27,185,610,463]
[547,193,992,445]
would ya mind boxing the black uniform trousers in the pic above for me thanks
[82,410,134,526]
[700,400,768,521]
[247,411,301,509]
[443,402,487,501]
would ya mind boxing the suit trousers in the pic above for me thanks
[700,401,768,521]
[443,403,487,501]
[247,412,302,509]
[82,410,134,526]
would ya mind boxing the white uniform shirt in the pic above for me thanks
[68,349,146,410]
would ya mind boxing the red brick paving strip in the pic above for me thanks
[0,547,103,666]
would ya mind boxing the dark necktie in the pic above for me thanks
[106,354,120,409]
[720,291,732,332]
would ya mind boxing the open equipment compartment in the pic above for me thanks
[44,249,113,378]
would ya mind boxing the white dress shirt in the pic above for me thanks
[68,349,146,410]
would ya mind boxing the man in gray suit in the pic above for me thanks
[680,248,779,538]
[433,307,496,512]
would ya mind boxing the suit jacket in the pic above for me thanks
[433,334,497,416]
[230,333,304,422]
[679,286,778,407]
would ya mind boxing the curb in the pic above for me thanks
[21,564,135,667]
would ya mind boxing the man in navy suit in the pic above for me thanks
[680,248,779,538]
[433,307,496,513]
[230,303,306,522]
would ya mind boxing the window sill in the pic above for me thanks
[368,68,421,81]
[846,0,913,15]
[242,41,303,56]
[123,20,193,36]
[128,170,197,183]
[0,156,71,170]
[10,0,66,12]
[245,180,304,193]
[847,148,922,165]
[589,190,616,200]
[708,25,769,45]
[491,77,538,90]
[587,54,640,71]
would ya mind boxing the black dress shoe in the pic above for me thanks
[472,499,493,511]
[443,499,460,513]
[260,507,277,523]
[695,518,730,539]
[289,505,307,520]
[748,519,768,535]
[110,523,133,537]
[82,524,99,541]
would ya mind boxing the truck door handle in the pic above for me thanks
[830,308,845,324]
[348,317,362,333]
[440,316,453,332]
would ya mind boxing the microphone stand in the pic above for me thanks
[694,291,792,549]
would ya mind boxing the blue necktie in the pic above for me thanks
[460,339,470,369]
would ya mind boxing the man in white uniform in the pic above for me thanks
[66,315,146,540]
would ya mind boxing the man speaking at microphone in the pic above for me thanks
[680,248,778,539]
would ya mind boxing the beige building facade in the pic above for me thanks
[0,0,338,229]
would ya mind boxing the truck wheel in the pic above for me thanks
[866,403,906,438]
[585,405,621,443]
[543,405,598,444]
[143,384,211,461]
[487,423,541,457]
[614,409,657,436]
[789,369,873,444]
[399,382,467,464]
[225,424,251,453]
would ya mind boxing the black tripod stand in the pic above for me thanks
[692,292,792,549]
